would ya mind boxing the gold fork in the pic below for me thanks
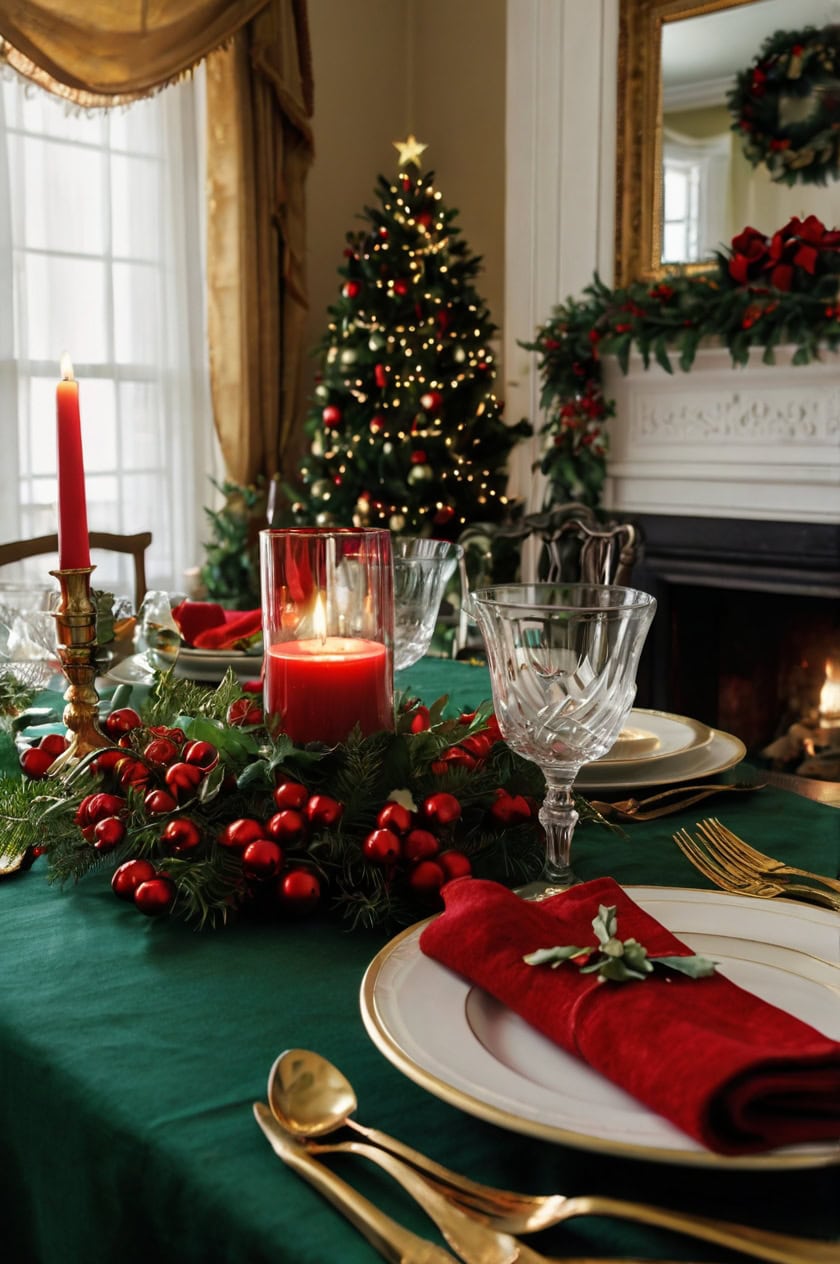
[672,828,840,911]
[697,818,840,897]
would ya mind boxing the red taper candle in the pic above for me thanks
[56,354,90,570]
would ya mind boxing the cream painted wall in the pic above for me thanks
[304,0,506,411]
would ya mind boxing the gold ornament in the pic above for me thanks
[393,134,428,168]
[389,514,406,532]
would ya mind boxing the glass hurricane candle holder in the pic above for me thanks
[470,583,656,888]
[260,528,394,745]
[393,538,463,671]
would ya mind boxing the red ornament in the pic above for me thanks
[134,876,176,917]
[219,818,265,849]
[322,405,343,429]
[92,816,125,852]
[433,505,456,526]
[161,817,202,854]
[243,838,285,878]
[439,850,472,881]
[378,226,389,239]
[489,790,532,826]
[423,792,462,826]
[403,829,439,864]
[436,310,449,333]
[419,390,443,413]
[111,858,157,901]
[409,705,431,733]
[369,414,385,434]
[416,210,433,229]
[182,739,219,771]
[305,794,344,828]
[410,450,427,464]
[408,860,446,896]
[343,279,361,299]
[273,781,309,810]
[277,868,321,912]
[265,809,307,844]
[20,746,55,779]
[143,788,178,815]
[118,759,151,790]
[227,698,263,727]
[363,828,402,865]
[374,364,388,388]
[103,707,143,739]
[376,801,413,835]
[90,748,125,775]
[143,737,180,767]
[76,792,127,827]
[148,725,187,746]
[164,761,204,802]
[393,278,410,297]
[39,733,69,757]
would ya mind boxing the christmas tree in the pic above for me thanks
[290,137,530,539]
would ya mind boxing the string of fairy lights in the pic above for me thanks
[300,142,511,533]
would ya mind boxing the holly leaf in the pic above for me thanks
[652,954,717,978]
[522,944,591,967]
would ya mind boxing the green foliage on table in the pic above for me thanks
[522,215,840,507]
[200,477,264,609]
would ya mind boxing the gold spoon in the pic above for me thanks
[267,1050,839,1264]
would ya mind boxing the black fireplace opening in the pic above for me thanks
[631,514,840,759]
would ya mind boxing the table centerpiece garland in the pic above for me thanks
[0,668,607,932]
[522,215,840,506]
[727,25,840,187]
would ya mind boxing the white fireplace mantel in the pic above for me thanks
[603,344,840,524]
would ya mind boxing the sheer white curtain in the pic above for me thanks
[0,65,219,600]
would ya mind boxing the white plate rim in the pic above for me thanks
[576,728,747,791]
[360,885,840,1170]
[178,646,263,665]
[590,708,713,768]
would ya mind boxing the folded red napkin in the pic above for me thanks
[419,877,840,1155]
[172,601,262,651]
[172,600,227,645]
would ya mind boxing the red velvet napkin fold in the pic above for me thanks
[192,609,262,651]
[419,876,840,1155]
[172,600,226,646]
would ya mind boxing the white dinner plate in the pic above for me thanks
[575,728,746,791]
[175,646,263,682]
[589,708,712,768]
[360,886,840,1169]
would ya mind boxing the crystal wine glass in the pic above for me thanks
[393,538,464,671]
[469,583,656,887]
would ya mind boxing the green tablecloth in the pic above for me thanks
[1,660,838,1263]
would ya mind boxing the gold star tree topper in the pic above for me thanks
[393,134,428,169]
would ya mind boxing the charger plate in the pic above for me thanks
[589,708,712,767]
[174,647,263,682]
[360,886,840,1169]
[576,728,746,792]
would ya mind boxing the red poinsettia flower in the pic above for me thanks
[728,226,770,283]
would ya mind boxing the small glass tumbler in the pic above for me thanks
[393,538,464,671]
[260,528,395,745]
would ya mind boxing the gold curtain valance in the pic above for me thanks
[0,1,270,105]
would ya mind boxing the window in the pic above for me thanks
[0,68,219,600]
[662,131,730,265]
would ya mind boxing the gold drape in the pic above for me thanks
[0,0,314,488]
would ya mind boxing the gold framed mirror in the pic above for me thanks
[615,0,840,286]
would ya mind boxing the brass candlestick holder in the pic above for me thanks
[48,566,114,774]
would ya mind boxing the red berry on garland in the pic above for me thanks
[103,707,143,739]
[419,389,443,413]
[273,780,308,811]
[322,404,343,429]
[181,739,219,771]
[376,801,413,835]
[343,279,361,299]
[143,737,180,767]
[93,816,126,852]
[161,817,202,854]
[77,792,127,826]
[90,747,125,775]
[409,859,446,896]
[393,278,410,296]
[20,746,56,779]
[489,790,532,826]
[305,794,344,828]
[111,858,157,901]
[278,868,321,913]
[149,725,187,747]
[39,733,68,757]
[227,698,263,727]
[117,758,151,790]
[219,817,265,849]
[363,828,402,865]
[144,788,178,815]
[134,876,176,917]
[403,829,439,864]
[409,706,431,733]
[439,850,472,881]
[243,838,285,878]
[423,792,462,827]
[265,809,307,844]
[164,761,204,801]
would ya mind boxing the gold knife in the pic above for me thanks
[253,1102,457,1264]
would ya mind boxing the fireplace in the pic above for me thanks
[631,515,840,758]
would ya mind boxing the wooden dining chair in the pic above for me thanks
[0,531,152,609]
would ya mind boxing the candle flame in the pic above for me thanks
[313,592,327,642]
[60,352,74,382]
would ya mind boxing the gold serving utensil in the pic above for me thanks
[696,818,840,896]
[674,828,840,912]
[587,782,763,822]
[267,1051,839,1264]
[253,1103,457,1264]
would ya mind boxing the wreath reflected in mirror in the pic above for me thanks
[728,25,840,186]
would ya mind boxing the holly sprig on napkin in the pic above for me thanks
[524,904,717,984]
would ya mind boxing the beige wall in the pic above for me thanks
[305,0,506,405]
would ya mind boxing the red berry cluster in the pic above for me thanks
[362,792,472,898]
[18,732,69,779]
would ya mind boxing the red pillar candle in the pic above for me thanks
[265,637,390,745]
[56,354,90,570]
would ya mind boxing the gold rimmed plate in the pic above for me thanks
[360,886,840,1170]
[588,708,713,768]
[576,728,746,792]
